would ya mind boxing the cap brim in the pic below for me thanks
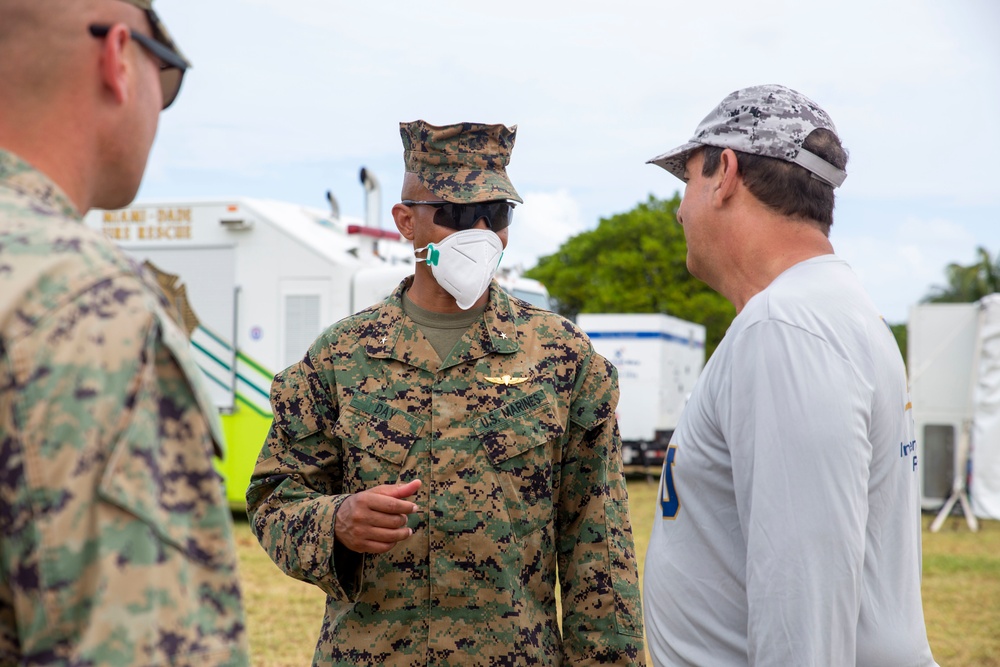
[419,170,523,205]
[647,140,701,182]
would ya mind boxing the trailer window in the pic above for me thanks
[284,294,322,368]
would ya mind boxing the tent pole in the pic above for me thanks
[929,419,980,532]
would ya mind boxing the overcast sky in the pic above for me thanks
[138,0,1000,323]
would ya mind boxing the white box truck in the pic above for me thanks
[577,313,706,468]
[83,194,551,509]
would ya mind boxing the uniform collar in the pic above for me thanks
[365,277,520,372]
[0,149,80,219]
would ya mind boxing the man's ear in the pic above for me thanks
[714,148,741,204]
[392,202,415,240]
[98,24,132,105]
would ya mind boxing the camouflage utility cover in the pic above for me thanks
[648,83,846,188]
[0,149,248,665]
[401,120,523,204]
[248,279,645,666]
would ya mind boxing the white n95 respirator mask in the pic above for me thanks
[414,229,504,310]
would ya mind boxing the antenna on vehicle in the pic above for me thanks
[326,190,340,219]
[359,167,381,230]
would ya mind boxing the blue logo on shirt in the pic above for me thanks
[900,439,917,471]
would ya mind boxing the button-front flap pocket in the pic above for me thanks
[474,390,564,465]
[474,392,563,540]
[332,393,424,466]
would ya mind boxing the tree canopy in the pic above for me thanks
[924,246,1000,304]
[525,194,735,358]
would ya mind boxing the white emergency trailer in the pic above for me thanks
[84,197,415,507]
[84,196,551,508]
[577,313,706,467]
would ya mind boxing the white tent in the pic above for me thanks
[909,295,1000,528]
[970,294,1000,519]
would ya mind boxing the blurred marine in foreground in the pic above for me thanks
[0,0,249,664]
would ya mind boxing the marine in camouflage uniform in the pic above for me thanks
[0,151,249,666]
[247,122,645,666]
[0,1,248,664]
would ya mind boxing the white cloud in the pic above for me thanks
[837,216,978,323]
[151,0,1000,209]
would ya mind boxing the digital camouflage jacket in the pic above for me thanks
[248,278,645,666]
[0,150,249,666]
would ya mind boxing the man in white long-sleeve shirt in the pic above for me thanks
[642,84,937,667]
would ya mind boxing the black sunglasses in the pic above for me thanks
[401,200,515,232]
[88,22,187,109]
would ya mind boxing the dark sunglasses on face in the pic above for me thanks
[401,200,515,232]
[88,22,187,109]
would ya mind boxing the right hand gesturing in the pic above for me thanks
[334,479,422,554]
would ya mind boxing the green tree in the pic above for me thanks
[889,322,907,367]
[526,194,735,358]
[924,246,1000,303]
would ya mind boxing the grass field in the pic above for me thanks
[236,478,1000,666]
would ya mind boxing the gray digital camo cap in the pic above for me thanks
[647,84,846,188]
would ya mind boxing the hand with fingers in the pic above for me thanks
[334,479,422,554]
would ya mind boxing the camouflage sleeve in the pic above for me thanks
[246,352,360,600]
[0,344,18,663]
[0,274,248,666]
[557,351,646,665]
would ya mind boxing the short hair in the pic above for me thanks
[701,128,848,233]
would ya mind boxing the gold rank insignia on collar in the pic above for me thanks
[485,374,529,386]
